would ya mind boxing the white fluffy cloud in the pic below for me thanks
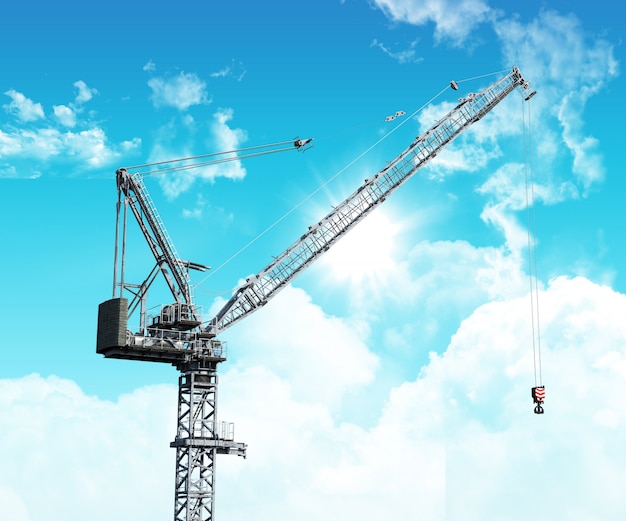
[0,486,30,521]
[0,125,140,167]
[495,10,617,193]
[314,208,532,356]
[3,89,45,122]
[431,276,626,520]
[370,9,619,295]
[210,59,247,81]
[0,376,177,521]
[73,80,98,104]
[148,71,210,110]
[53,104,76,127]
[376,7,616,211]
[372,0,493,45]
[228,275,626,520]
[413,92,521,181]
[224,284,379,406]
[0,128,21,156]
[370,37,421,64]
[156,108,248,197]
[218,364,445,521]
[0,82,140,176]
[3,80,98,128]
[3,277,624,520]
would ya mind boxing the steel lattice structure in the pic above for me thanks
[171,363,246,521]
[96,68,534,520]
[206,67,532,337]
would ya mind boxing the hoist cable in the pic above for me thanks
[522,93,542,387]
[528,99,543,385]
[194,82,452,289]
[522,103,538,386]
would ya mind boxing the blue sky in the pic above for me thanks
[1,1,624,519]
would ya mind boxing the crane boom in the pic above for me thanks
[206,66,533,336]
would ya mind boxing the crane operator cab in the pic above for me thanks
[151,303,201,331]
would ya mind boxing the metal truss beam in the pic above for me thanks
[171,363,246,521]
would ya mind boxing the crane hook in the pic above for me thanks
[532,386,545,414]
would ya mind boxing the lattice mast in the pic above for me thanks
[96,68,534,521]
[99,140,311,521]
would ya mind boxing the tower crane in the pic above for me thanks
[97,67,535,521]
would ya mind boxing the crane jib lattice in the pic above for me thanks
[207,67,532,336]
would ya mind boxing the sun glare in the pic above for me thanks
[321,209,402,285]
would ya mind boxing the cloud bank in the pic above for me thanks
[2,276,625,520]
